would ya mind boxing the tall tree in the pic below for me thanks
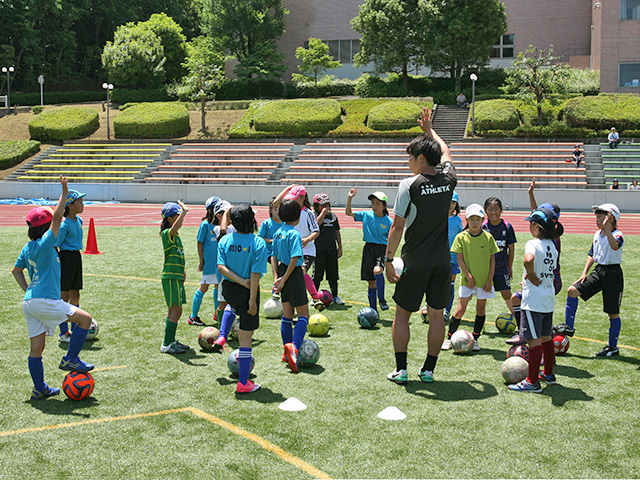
[145,13,188,83]
[293,37,341,93]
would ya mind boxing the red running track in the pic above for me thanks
[3,203,640,234]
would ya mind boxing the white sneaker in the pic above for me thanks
[441,338,452,350]
[58,332,71,344]
[333,296,345,305]
[472,340,480,351]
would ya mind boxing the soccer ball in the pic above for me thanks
[502,356,529,384]
[62,372,94,400]
[553,334,570,355]
[507,344,530,361]
[495,313,517,334]
[227,348,255,377]
[307,314,329,337]
[451,329,474,354]
[298,339,320,367]
[263,298,283,318]
[198,326,220,350]
[86,319,99,340]
[357,307,379,329]
[229,317,239,339]
[318,290,333,307]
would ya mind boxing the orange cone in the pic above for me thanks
[83,217,103,255]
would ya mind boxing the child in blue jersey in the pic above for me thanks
[271,196,310,374]
[345,188,392,312]
[55,188,87,343]
[12,177,95,400]
[258,198,283,292]
[188,196,221,327]
[217,204,267,393]
[483,197,517,318]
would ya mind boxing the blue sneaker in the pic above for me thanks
[508,378,542,393]
[30,385,60,400]
[539,372,558,385]
[59,357,94,372]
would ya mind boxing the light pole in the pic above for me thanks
[102,82,114,139]
[470,73,477,138]
[2,66,15,112]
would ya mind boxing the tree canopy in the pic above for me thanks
[293,38,342,90]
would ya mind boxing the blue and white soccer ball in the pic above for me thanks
[357,307,379,329]
[227,348,255,377]
[298,339,320,367]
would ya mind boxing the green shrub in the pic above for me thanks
[516,100,565,126]
[289,79,356,98]
[28,107,99,141]
[564,94,640,131]
[113,102,189,138]
[32,106,44,114]
[475,99,520,131]
[110,88,174,105]
[0,140,41,169]
[227,101,269,137]
[622,129,640,138]
[12,90,106,106]
[367,101,421,130]
[252,99,342,135]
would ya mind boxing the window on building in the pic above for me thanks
[306,40,359,64]
[491,34,515,58]
[619,63,640,87]
[621,0,640,19]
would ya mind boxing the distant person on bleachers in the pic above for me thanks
[608,127,620,149]
[456,92,468,108]
[610,179,620,190]
[630,179,640,191]
[570,144,585,168]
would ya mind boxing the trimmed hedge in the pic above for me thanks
[113,102,190,138]
[474,99,520,131]
[564,94,640,131]
[0,140,41,169]
[12,90,105,106]
[252,99,342,135]
[111,88,174,105]
[28,107,99,141]
[367,101,421,130]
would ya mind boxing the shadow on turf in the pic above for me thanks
[568,352,640,367]
[540,384,594,406]
[405,380,498,401]
[26,396,100,417]
[58,341,103,352]
[216,377,288,404]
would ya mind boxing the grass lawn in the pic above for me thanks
[1,226,639,478]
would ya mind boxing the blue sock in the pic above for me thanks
[609,316,621,348]
[238,347,252,385]
[565,296,578,328]
[191,289,204,318]
[293,316,308,350]
[447,281,455,312]
[59,322,69,335]
[219,306,236,339]
[281,317,293,345]
[28,356,45,391]
[71,305,79,331]
[375,274,386,302]
[213,287,219,312]
[65,326,88,359]
[368,287,377,310]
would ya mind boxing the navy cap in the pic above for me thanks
[65,190,86,207]
[161,202,182,219]
[525,206,557,227]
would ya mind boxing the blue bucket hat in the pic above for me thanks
[452,191,459,203]
[161,202,182,219]
[205,196,221,210]
[525,206,557,227]
[65,189,86,207]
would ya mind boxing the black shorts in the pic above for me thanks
[361,243,386,281]
[576,264,623,314]
[522,310,553,339]
[302,255,315,272]
[221,280,260,331]
[393,263,451,312]
[278,264,308,308]
[493,273,511,292]
[58,250,83,291]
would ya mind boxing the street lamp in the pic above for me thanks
[2,66,15,112]
[469,73,477,138]
[102,82,114,139]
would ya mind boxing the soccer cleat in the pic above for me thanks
[30,385,60,400]
[333,296,345,305]
[284,343,299,373]
[418,369,434,383]
[552,324,575,337]
[58,332,72,344]
[379,301,389,311]
[387,369,408,384]
[187,316,206,326]
[160,341,187,354]
[595,345,620,357]
[313,298,325,312]
[539,372,558,385]
[236,380,261,393]
[506,333,526,345]
[174,340,190,350]
[443,310,450,322]
[59,357,94,372]
[472,340,481,351]
[421,307,429,324]
[441,338,452,350]
[281,351,287,362]
[212,336,228,353]
[508,379,542,393]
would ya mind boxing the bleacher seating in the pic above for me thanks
[145,143,294,184]
[600,143,640,188]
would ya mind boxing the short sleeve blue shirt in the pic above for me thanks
[217,232,267,283]
[15,230,61,300]
[197,220,219,275]
[448,215,464,265]
[55,216,83,251]
[272,224,303,267]
[258,218,283,257]
[353,210,392,245]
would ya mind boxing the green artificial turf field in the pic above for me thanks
[1,226,639,479]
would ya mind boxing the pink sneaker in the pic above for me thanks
[236,380,261,393]
[284,343,298,373]
[212,336,227,353]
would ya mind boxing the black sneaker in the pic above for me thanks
[188,316,206,326]
[595,345,619,357]
[552,324,575,337]
[380,301,389,311]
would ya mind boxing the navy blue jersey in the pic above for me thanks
[483,219,517,275]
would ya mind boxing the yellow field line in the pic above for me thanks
[0,407,331,479]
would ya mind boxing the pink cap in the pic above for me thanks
[26,207,53,227]
[284,185,307,201]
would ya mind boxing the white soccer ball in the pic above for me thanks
[391,257,404,277]
[502,356,529,384]
[450,329,474,354]
[263,298,283,319]
[86,319,99,341]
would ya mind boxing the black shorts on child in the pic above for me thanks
[393,263,451,312]
[58,250,83,291]
[493,273,511,292]
[361,243,386,281]
[278,264,308,307]
[222,280,260,331]
[576,264,623,315]
[521,310,553,339]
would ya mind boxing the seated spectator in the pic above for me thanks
[570,144,585,168]
[456,92,468,108]
[608,127,620,149]
[630,179,640,191]
[610,178,620,190]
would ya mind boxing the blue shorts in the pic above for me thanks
[451,263,460,275]
[493,273,511,292]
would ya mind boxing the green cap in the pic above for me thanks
[368,191,388,203]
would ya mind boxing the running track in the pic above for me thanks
[3,203,640,234]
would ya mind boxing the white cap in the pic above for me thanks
[464,203,485,219]
[592,203,620,220]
